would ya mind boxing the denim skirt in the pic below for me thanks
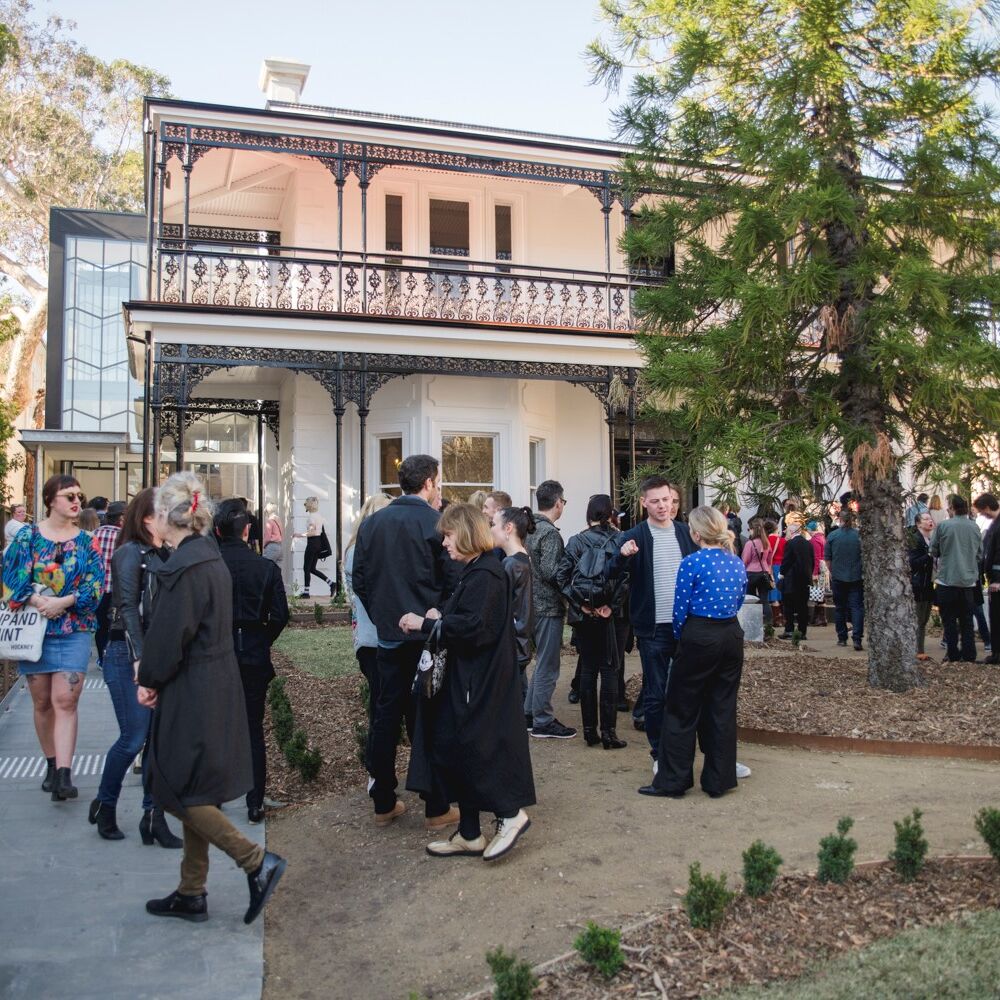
[18,630,93,675]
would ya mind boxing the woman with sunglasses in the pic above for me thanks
[1,475,104,801]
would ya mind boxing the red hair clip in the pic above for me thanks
[191,491,200,513]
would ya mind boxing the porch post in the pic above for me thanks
[333,355,345,594]
[155,146,167,299]
[141,331,151,489]
[145,130,157,301]
[360,150,369,314]
[601,176,613,328]
[627,369,637,482]
[256,411,265,543]
[34,445,44,519]
[180,134,193,302]
[336,158,345,312]
[151,407,161,486]
[358,365,368,507]
[606,369,617,507]
[175,406,185,471]
[113,445,121,502]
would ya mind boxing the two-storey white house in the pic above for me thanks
[113,61,662,589]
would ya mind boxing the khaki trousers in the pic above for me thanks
[168,804,265,896]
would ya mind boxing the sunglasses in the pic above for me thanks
[57,492,86,503]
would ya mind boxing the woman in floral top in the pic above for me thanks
[1,475,104,802]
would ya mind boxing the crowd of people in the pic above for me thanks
[4,465,998,922]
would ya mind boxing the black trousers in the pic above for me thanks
[303,537,331,592]
[240,668,271,811]
[571,618,628,703]
[356,646,379,769]
[989,589,1000,663]
[655,616,743,796]
[781,585,810,637]
[576,616,618,734]
[936,584,977,662]
[94,592,112,662]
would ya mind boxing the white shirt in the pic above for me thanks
[4,518,27,546]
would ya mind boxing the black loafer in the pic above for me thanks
[146,891,208,922]
[637,785,684,798]
[633,717,646,731]
[244,851,287,925]
[567,690,580,704]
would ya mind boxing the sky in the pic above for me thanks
[46,0,628,141]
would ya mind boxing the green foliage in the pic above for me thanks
[742,840,783,898]
[683,861,734,930]
[573,921,625,978]
[267,676,321,782]
[485,946,538,1000]
[354,720,368,766]
[890,808,928,881]
[763,624,775,639]
[817,816,858,884]
[974,807,1000,864]
[313,601,325,623]
[791,628,801,648]
[282,729,307,768]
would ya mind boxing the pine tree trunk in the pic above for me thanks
[855,468,924,691]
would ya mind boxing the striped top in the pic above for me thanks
[649,522,683,623]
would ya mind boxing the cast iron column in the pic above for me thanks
[333,356,345,595]
[256,411,264,546]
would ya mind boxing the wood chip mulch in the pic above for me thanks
[534,858,1000,999]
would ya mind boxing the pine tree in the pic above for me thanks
[591,0,1000,690]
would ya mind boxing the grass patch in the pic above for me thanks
[273,625,356,679]
[717,909,1000,1000]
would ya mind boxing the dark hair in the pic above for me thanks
[535,480,564,511]
[117,488,157,548]
[639,474,671,496]
[841,510,857,528]
[950,494,969,516]
[398,454,439,495]
[586,493,614,525]
[214,497,250,540]
[500,505,536,541]
[973,493,999,513]
[42,475,82,515]
[763,518,777,534]
[916,492,929,504]
[90,496,109,511]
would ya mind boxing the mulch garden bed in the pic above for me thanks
[533,858,1000,999]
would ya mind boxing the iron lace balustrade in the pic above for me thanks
[153,242,643,332]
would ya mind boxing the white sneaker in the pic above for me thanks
[483,809,531,862]
[736,762,752,779]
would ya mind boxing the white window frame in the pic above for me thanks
[439,430,499,500]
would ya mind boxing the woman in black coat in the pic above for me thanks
[137,473,286,925]
[908,511,936,660]
[402,503,535,863]
[778,513,814,639]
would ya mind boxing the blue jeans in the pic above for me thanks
[832,580,864,644]
[637,623,677,758]
[97,639,153,810]
[525,615,565,726]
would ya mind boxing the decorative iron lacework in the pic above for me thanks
[153,398,279,445]
[161,224,281,246]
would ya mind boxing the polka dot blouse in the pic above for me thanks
[672,547,748,639]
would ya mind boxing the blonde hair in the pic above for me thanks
[303,496,319,513]
[346,493,392,551]
[929,494,942,510]
[467,490,490,512]
[438,502,494,557]
[263,502,278,519]
[687,505,733,552]
[156,471,214,536]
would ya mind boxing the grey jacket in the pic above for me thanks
[525,513,566,619]
[930,517,983,588]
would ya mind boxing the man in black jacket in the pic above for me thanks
[216,499,289,824]
[975,493,1000,663]
[353,454,459,827]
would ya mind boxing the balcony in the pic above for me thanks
[151,242,646,333]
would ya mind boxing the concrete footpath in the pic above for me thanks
[0,662,264,1000]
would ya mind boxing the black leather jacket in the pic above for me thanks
[503,552,534,671]
[556,524,627,625]
[109,540,167,660]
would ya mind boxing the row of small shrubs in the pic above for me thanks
[479,805,1000,998]
[267,677,322,782]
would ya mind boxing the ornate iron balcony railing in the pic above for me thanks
[152,243,646,333]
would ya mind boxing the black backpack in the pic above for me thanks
[570,533,627,611]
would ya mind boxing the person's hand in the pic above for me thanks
[621,539,639,557]
[32,595,67,619]
[399,612,424,633]
[136,686,158,708]
[990,583,1000,593]
[424,608,441,620]
[594,605,613,618]
[133,660,141,682]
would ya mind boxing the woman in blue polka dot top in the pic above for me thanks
[639,505,747,800]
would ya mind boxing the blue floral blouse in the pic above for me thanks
[1,526,105,635]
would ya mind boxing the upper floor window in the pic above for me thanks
[186,412,255,454]
[495,204,512,262]
[430,199,469,257]
[385,195,403,253]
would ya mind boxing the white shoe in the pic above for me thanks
[736,762,752,779]
[483,810,531,862]
[426,831,487,857]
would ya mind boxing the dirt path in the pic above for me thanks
[263,654,1000,1000]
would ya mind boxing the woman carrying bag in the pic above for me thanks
[293,496,332,598]
[1,475,104,802]
[740,520,774,625]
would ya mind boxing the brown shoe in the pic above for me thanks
[425,806,460,831]
[374,800,406,827]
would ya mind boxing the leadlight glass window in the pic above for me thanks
[186,412,255,454]
[529,438,544,509]
[495,205,512,262]
[378,436,403,497]
[441,434,495,502]
[429,199,469,257]
[385,195,403,253]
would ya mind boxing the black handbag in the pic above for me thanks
[316,528,332,561]
[415,618,447,699]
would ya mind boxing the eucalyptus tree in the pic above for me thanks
[591,0,1000,690]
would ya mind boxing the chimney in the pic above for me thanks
[259,58,311,104]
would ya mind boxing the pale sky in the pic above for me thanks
[47,0,626,140]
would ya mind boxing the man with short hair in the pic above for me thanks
[89,496,109,525]
[975,493,1000,664]
[930,494,983,662]
[482,490,513,521]
[906,493,930,528]
[825,510,865,651]
[353,455,459,824]
[524,480,576,740]
[93,501,126,664]
[216,499,289,824]
[611,476,697,770]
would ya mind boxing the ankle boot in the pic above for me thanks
[51,766,77,801]
[88,798,125,840]
[140,808,183,849]
[582,727,601,747]
[601,730,627,750]
[41,757,56,793]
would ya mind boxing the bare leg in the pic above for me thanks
[50,671,84,768]
[25,674,55,759]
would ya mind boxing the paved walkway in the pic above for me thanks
[0,660,264,1000]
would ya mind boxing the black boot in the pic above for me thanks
[146,891,208,922]
[244,852,287,925]
[51,766,77,801]
[601,730,628,750]
[41,757,56,793]
[140,808,183,849]
[89,798,125,840]
[582,727,601,747]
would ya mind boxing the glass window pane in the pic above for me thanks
[379,437,403,491]
[429,199,469,257]
[385,195,402,253]
[495,205,512,260]
[441,434,494,502]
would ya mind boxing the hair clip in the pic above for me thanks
[191,491,200,513]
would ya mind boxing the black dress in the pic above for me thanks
[406,554,536,815]
[779,534,814,637]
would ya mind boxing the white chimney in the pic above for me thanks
[259,58,311,104]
